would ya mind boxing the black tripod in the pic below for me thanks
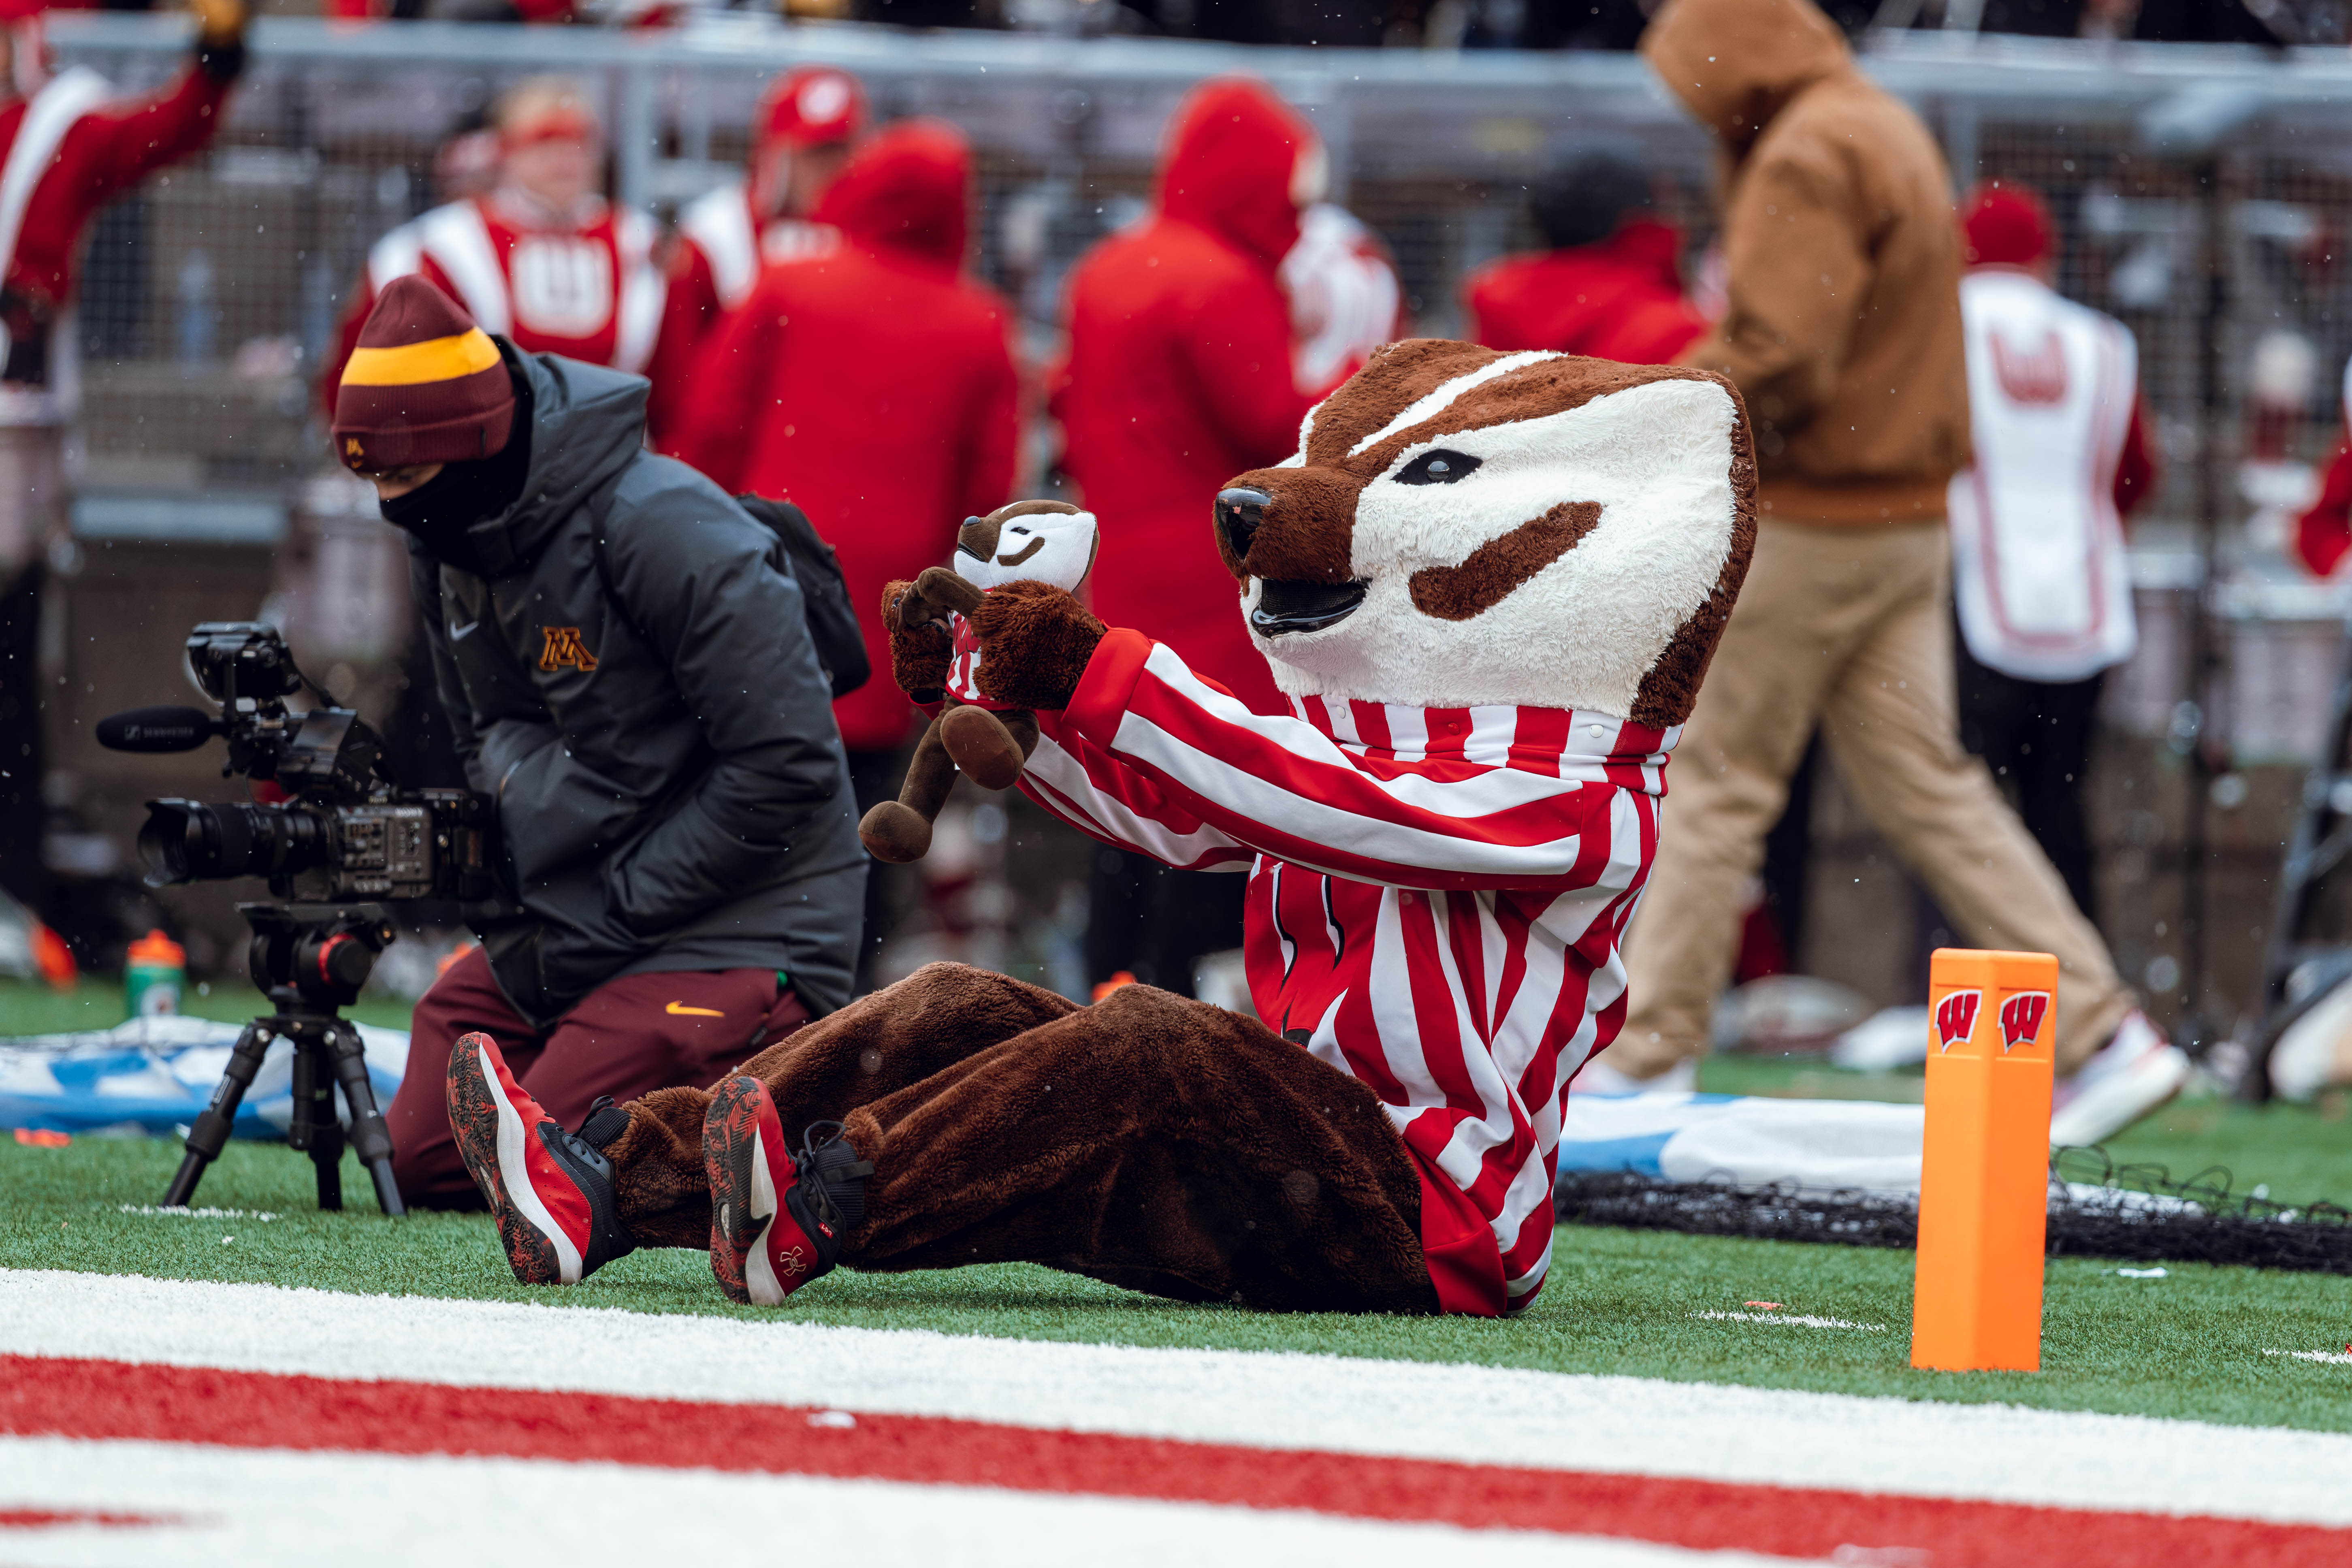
[162,902,406,1217]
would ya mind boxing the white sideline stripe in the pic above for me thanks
[0,1437,1780,1568]
[4,1270,2351,1527]
[1688,1311,1887,1331]
[2267,1348,2352,1366]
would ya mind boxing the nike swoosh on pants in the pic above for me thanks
[666,1002,726,1018]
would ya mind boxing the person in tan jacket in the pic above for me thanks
[1593,0,2190,1148]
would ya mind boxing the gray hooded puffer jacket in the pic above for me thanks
[410,346,863,1029]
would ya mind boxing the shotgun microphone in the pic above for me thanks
[96,706,221,753]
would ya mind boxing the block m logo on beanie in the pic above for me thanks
[539,626,599,673]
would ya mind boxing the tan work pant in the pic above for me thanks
[1604,519,2133,1079]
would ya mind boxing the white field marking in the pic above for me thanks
[5,1270,2352,1527]
[2265,1349,2352,1367]
[115,1206,279,1222]
[1689,1311,1887,1331]
[0,1437,1791,1568]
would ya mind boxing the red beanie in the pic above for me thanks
[1961,181,2055,269]
[332,276,516,473]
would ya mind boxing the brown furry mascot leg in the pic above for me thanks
[602,963,1078,1247]
[836,986,1434,1313]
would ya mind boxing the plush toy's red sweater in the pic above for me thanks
[1023,629,1670,1317]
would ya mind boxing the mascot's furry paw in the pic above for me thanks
[881,578,953,699]
[967,581,1105,713]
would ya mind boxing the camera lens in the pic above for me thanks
[138,798,333,886]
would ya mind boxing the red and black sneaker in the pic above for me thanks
[704,1075,873,1306]
[447,1032,636,1286]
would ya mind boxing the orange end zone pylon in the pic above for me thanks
[1910,947,2058,1374]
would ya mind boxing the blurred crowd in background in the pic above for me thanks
[32,0,2352,49]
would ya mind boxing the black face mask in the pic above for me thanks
[379,373,534,575]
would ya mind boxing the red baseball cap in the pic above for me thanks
[1961,181,2055,269]
[756,66,866,151]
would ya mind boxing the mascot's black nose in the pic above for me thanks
[1215,488,1271,563]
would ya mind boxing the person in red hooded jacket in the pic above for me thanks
[674,120,1018,977]
[1461,146,1708,365]
[1052,78,1318,718]
[1050,77,1320,998]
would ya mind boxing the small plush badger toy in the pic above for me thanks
[860,499,1100,862]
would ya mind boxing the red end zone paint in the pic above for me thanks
[0,1508,186,1530]
[6,1356,2348,1566]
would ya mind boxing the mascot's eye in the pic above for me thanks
[1395,450,1481,485]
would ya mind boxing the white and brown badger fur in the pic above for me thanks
[1218,338,1755,726]
[883,341,1756,815]
[863,499,1100,863]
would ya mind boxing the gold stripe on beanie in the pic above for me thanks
[340,328,503,388]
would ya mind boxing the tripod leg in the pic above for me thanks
[326,1022,406,1219]
[162,1022,273,1208]
[288,1040,343,1211]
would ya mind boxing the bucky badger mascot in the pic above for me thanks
[450,342,1756,1318]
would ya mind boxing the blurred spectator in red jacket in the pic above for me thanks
[320,79,675,425]
[1461,147,1707,365]
[651,65,866,448]
[2293,358,2352,578]
[1050,77,1320,999]
[1051,77,1318,717]
[0,0,247,915]
[674,119,1018,764]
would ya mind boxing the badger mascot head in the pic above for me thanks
[1212,340,1757,728]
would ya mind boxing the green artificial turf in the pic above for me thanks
[0,977,415,1035]
[9,984,2347,1433]
[6,1133,2349,1437]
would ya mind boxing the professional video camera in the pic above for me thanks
[98,621,499,902]
[96,621,503,1220]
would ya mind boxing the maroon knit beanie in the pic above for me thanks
[331,276,517,473]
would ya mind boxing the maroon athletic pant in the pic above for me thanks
[388,947,810,1208]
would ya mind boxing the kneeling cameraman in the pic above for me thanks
[335,277,862,1208]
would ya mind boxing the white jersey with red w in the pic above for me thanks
[1949,267,2140,683]
[1021,630,1668,1316]
[364,195,666,373]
